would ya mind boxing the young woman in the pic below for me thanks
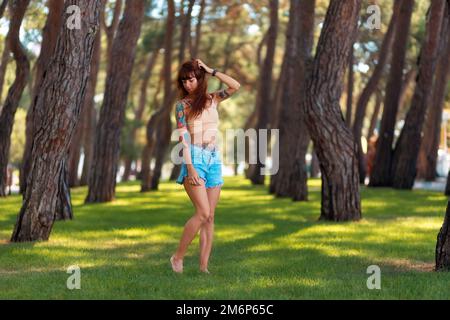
[170,58,240,274]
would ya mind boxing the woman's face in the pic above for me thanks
[182,72,198,93]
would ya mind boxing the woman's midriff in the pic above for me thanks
[187,98,219,149]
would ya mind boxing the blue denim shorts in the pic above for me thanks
[176,144,224,189]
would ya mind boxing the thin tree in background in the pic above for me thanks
[190,0,206,58]
[0,0,30,197]
[86,0,145,203]
[79,18,102,186]
[248,0,278,185]
[352,0,400,184]
[20,0,64,194]
[141,0,175,191]
[391,0,446,189]
[0,0,8,18]
[417,4,450,181]
[102,0,122,74]
[270,0,315,200]
[11,0,101,242]
[122,36,163,182]
[301,0,362,221]
[369,0,414,187]
[366,89,383,141]
[0,0,10,104]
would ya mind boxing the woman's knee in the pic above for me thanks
[196,206,210,223]
[206,211,215,224]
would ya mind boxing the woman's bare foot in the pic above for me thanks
[200,267,210,274]
[170,255,183,273]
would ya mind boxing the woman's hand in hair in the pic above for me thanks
[195,59,213,74]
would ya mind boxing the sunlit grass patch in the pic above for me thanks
[0,175,449,299]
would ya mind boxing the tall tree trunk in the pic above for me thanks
[248,0,278,185]
[0,0,30,197]
[190,0,206,58]
[417,8,450,181]
[345,47,354,128]
[102,0,122,74]
[269,0,315,200]
[178,0,195,63]
[143,0,176,191]
[436,200,450,271]
[79,23,102,187]
[20,0,64,194]
[68,6,104,188]
[301,0,362,221]
[86,0,144,203]
[369,0,414,187]
[122,43,161,182]
[0,0,8,18]
[0,40,10,104]
[352,1,400,184]
[390,0,446,189]
[366,89,383,140]
[139,71,163,180]
[397,67,417,118]
[11,0,100,242]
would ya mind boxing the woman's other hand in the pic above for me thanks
[187,168,203,185]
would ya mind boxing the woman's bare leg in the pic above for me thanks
[199,185,221,272]
[172,178,210,269]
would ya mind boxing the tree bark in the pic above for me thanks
[369,0,414,187]
[391,0,446,189]
[86,0,144,203]
[68,7,104,188]
[417,8,450,181]
[352,0,399,184]
[248,0,278,185]
[345,47,354,128]
[11,0,101,242]
[436,200,450,271]
[301,0,362,221]
[20,0,64,194]
[142,0,176,191]
[269,0,315,200]
[0,0,30,197]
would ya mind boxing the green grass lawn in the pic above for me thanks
[0,175,449,299]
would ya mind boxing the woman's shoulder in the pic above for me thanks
[176,98,192,110]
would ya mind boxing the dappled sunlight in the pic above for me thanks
[216,224,274,243]
[1,176,450,299]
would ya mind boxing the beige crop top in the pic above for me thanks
[185,95,219,145]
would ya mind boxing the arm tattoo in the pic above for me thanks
[175,101,191,145]
[217,89,230,100]
[175,102,187,128]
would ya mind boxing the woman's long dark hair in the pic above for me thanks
[177,59,211,120]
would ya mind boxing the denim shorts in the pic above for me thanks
[176,144,224,189]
